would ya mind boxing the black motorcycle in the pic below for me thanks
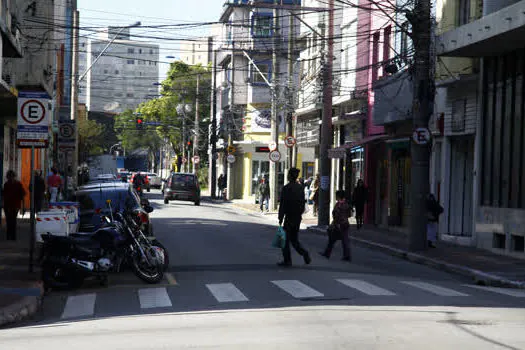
[40,203,164,290]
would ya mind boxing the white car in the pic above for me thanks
[147,173,162,188]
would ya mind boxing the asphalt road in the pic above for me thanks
[1,190,525,349]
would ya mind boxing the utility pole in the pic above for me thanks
[194,74,200,174]
[70,9,79,191]
[408,0,434,251]
[286,8,295,170]
[318,0,334,226]
[226,41,235,201]
[210,49,218,199]
[269,0,281,211]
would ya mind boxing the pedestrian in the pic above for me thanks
[320,190,351,261]
[258,177,270,213]
[310,174,320,216]
[217,174,225,198]
[219,174,227,200]
[352,179,368,229]
[427,193,444,248]
[31,170,46,213]
[47,168,62,203]
[277,167,311,267]
[2,170,26,241]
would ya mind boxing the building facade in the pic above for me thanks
[180,37,213,67]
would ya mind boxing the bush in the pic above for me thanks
[198,167,208,188]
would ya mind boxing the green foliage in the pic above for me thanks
[78,118,105,158]
[198,166,208,188]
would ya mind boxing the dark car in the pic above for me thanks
[163,172,200,206]
[71,182,154,234]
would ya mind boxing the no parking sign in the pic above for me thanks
[16,91,50,148]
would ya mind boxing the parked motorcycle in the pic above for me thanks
[40,201,164,290]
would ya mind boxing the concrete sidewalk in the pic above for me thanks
[227,199,525,289]
[0,219,44,328]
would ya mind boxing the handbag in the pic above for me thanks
[272,226,287,249]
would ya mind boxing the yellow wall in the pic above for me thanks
[243,152,252,198]
[244,103,287,144]
[435,0,482,80]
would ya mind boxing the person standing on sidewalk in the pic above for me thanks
[258,177,270,213]
[47,168,62,203]
[277,168,311,267]
[320,190,351,261]
[427,194,444,248]
[310,174,320,216]
[2,170,26,241]
[352,179,368,229]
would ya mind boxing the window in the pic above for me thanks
[126,93,134,98]
[103,69,108,74]
[252,13,272,38]
[128,48,134,54]
[372,31,380,82]
[383,26,391,63]
[127,59,135,65]
[251,62,271,85]
[150,49,153,54]
[458,0,471,25]
[115,70,119,74]
[139,49,142,54]
[400,22,409,62]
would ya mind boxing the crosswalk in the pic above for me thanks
[56,278,525,320]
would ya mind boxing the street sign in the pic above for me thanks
[269,150,281,163]
[193,155,200,164]
[284,136,296,148]
[412,127,431,145]
[268,142,277,151]
[227,145,236,154]
[17,91,50,148]
[58,120,76,150]
[227,154,236,164]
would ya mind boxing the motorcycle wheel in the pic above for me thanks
[130,248,164,284]
[151,239,169,272]
[42,262,84,291]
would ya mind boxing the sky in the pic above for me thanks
[77,0,224,81]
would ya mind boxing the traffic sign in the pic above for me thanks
[17,91,50,148]
[412,127,431,145]
[227,154,236,164]
[193,155,200,164]
[269,142,277,151]
[269,150,281,163]
[284,136,296,148]
[58,120,76,150]
[227,145,236,154]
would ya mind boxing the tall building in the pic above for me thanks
[84,29,160,113]
[180,37,213,67]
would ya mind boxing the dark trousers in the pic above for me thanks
[282,218,309,263]
[355,205,364,229]
[323,227,351,259]
[5,207,19,241]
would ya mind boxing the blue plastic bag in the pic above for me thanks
[272,226,287,249]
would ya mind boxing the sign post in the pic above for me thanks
[58,120,76,198]
[17,91,50,272]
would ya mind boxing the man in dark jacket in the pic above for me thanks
[278,168,311,267]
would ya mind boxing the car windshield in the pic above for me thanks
[171,174,195,186]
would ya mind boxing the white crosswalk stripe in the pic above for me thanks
[206,283,249,302]
[138,288,172,309]
[61,293,96,319]
[464,285,525,297]
[401,281,469,297]
[337,279,397,296]
[271,280,324,298]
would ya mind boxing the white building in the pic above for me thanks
[180,37,213,67]
[84,29,160,113]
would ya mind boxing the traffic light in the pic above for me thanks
[136,117,144,130]
[187,140,193,148]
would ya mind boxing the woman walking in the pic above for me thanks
[352,179,368,229]
[3,170,26,240]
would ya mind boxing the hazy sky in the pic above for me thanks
[77,0,223,81]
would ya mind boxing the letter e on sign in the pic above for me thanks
[412,127,431,145]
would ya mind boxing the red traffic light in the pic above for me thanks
[137,119,143,124]
[187,141,192,146]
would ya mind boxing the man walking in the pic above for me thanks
[258,177,270,213]
[277,168,311,267]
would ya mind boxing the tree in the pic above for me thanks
[78,117,104,163]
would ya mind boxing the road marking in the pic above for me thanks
[271,280,324,298]
[206,283,249,302]
[337,279,396,296]
[464,285,525,297]
[401,281,469,297]
[165,272,178,285]
[61,294,96,319]
[138,287,172,309]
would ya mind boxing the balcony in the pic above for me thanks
[0,2,22,58]
[372,70,413,126]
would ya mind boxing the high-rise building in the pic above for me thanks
[180,37,213,67]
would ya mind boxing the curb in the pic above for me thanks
[0,282,44,328]
[307,226,525,290]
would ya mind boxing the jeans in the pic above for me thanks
[260,196,269,211]
[49,187,58,203]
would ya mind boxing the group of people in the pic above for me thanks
[1,167,68,241]
[276,167,444,266]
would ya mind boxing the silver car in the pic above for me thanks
[148,173,162,189]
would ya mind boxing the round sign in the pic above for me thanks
[59,124,74,138]
[227,154,236,164]
[182,157,187,164]
[269,150,281,163]
[21,100,46,125]
[284,136,296,148]
[269,142,277,151]
[412,127,431,145]
[227,145,236,154]
[193,155,200,164]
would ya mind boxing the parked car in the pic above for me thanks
[163,172,200,206]
[89,174,117,183]
[147,173,162,189]
[71,182,154,234]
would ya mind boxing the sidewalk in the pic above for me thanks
[227,199,525,289]
[0,219,44,327]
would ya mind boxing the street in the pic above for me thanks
[1,190,525,349]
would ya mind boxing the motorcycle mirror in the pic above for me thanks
[145,206,154,213]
